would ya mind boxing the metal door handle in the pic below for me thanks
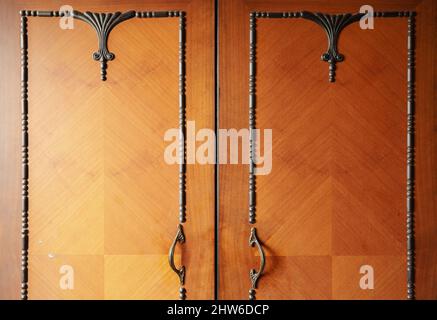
[249,227,265,299]
[169,224,185,287]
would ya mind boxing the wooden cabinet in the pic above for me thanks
[0,0,436,300]
[0,0,215,300]
[218,0,437,300]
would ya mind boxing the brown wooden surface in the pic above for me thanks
[218,0,437,300]
[414,0,437,301]
[1,0,436,300]
[0,0,214,300]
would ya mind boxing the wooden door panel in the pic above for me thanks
[332,256,405,299]
[29,255,104,299]
[28,18,105,260]
[257,256,332,299]
[0,0,215,300]
[219,0,437,300]
[102,19,180,256]
[255,14,406,300]
[103,255,180,299]
[28,15,180,300]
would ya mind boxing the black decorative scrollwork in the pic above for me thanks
[72,11,136,81]
[300,12,364,82]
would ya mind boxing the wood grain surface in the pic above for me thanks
[0,0,214,300]
[218,0,437,300]
[1,0,436,300]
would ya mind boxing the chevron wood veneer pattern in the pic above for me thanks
[27,15,180,300]
[253,16,409,300]
[23,0,215,299]
[217,0,421,299]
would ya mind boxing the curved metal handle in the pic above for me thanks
[169,224,185,286]
[249,227,265,290]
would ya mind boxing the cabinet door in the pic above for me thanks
[218,0,437,300]
[0,0,214,300]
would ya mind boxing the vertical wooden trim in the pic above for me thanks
[250,10,417,300]
[178,11,187,225]
[20,10,29,301]
[248,13,267,301]
[178,10,187,300]
[20,8,188,301]
[414,0,437,300]
[407,11,416,300]
[248,12,256,226]
[214,0,219,300]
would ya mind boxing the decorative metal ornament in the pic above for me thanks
[72,11,136,81]
[300,11,364,82]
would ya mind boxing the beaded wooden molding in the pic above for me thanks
[248,11,416,300]
[19,9,187,300]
